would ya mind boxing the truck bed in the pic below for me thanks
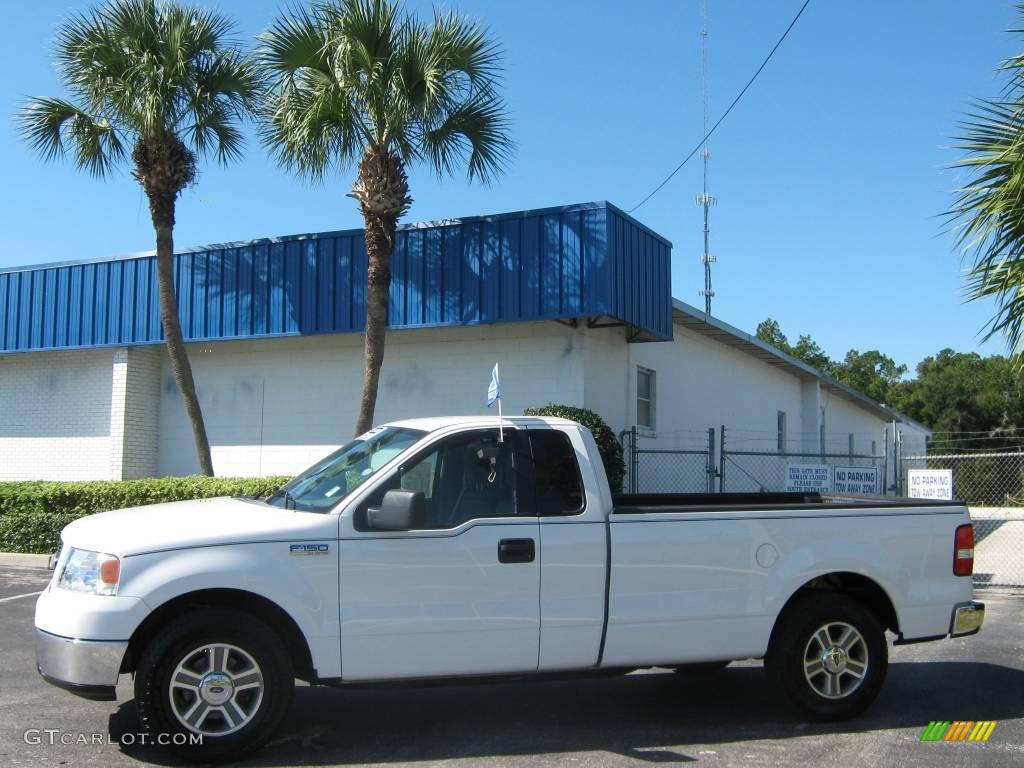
[611,492,964,514]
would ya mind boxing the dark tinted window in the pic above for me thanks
[529,431,585,515]
[355,430,521,530]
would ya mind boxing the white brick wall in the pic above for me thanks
[157,322,588,477]
[0,348,115,480]
[0,319,928,485]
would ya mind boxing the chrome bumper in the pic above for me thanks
[950,601,985,637]
[35,628,126,701]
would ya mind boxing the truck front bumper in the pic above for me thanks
[950,601,985,637]
[35,628,126,701]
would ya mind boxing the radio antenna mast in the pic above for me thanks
[697,0,716,317]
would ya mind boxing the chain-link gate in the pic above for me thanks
[624,427,716,494]
[900,452,1024,589]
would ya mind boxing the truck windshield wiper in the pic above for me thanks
[263,487,296,510]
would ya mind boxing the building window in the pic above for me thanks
[777,411,787,452]
[637,367,655,429]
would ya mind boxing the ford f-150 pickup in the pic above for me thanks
[35,416,985,758]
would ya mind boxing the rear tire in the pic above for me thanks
[765,592,887,720]
[134,608,294,760]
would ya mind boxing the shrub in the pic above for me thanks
[523,404,625,493]
[0,476,290,554]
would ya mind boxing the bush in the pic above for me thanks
[0,476,290,554]
[523,404,625,493]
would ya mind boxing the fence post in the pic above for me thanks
[881,428,889,497]
[719,425,727,493]
[706,427,716,493]
[630,426,638,494]
[895,430,903,496]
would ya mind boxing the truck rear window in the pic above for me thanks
[529,431,585,515]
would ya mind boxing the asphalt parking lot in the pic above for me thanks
[1,565,1022,768]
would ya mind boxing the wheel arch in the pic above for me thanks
[123,588,315,682]
[771,571,900,645]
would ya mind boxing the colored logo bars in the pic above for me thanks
[920,721,997,742]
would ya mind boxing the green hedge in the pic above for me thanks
[523,404,625,493]
[0,476,290,554]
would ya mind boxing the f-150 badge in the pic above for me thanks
[289,543,329,555]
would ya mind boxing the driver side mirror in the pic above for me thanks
[367,489,425,531]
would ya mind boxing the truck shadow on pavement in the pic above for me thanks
[110,661,1024,766]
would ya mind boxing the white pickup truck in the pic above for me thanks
[35,416,984,759]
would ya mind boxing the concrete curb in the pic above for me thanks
[0,553,50,569]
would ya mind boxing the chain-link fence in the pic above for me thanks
[623,426,885,494]
[721,449,885,494]
[900,452,1024,589]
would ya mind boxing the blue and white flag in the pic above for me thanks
[486,363,500,408]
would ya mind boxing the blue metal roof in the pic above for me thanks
[0,201,672,353]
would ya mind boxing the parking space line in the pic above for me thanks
[0,590,43,603]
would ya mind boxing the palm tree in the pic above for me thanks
[259,0,512,436]
[18,0,261,475]
[949,13,1024,361]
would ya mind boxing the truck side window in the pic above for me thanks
[355,430,523,531]
[528,431,585,516]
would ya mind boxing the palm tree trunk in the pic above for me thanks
[354,213,395,437]
[153,212,215,476]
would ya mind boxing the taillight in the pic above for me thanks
[954,524,974,577]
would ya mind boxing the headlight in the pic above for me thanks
[58,548,120,596]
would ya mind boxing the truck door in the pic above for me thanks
[530,429,607,670]
[338,429,540,681]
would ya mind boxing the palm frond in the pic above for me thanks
[258,3,334,83]
[18,97,125,177]
[331,0,399,77]
[428,10,502,87]
[950,92,1024,358]
[421,88,513,183]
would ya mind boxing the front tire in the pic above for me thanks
[134,609,294,760]
[766,593,887,720]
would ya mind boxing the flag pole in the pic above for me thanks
[497,363,504,443]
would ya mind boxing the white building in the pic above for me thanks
[0,202,928,491]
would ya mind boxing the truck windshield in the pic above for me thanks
[263,426,427,513]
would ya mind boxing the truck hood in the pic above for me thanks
[60,497,337,557]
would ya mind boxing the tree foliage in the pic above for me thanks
[835,349,907,406]
[891,350,1024,450]
[755,318,1024,452]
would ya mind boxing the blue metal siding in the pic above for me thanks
[0,201,672,353]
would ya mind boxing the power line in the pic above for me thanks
[628,0,814,214]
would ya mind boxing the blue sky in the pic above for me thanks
[1,0,1018,372]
